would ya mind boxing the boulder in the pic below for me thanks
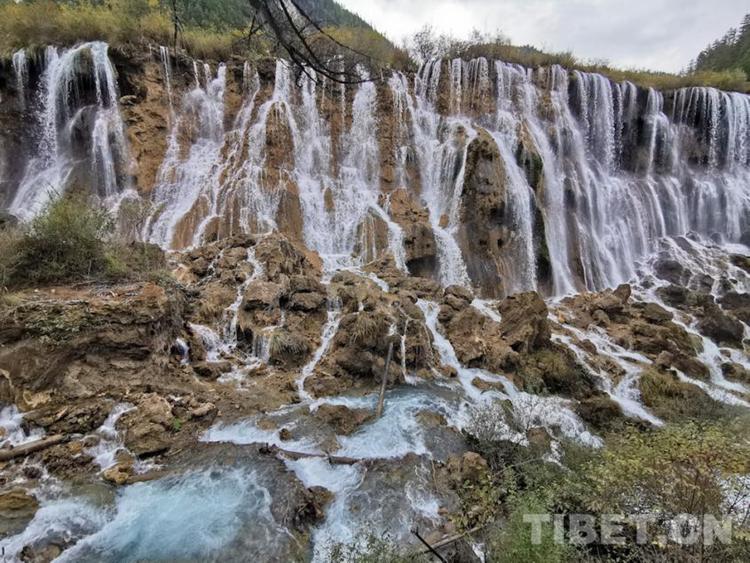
[498,292,550,352]
[637,302,673,324]
[0,488,39,537]
[722,362,749,385]
[718,292,750,324]
[696,304,744,347]
[654,258,688,285]
[24,400,110,435]
[193,361,233,380]
[442,306,517,372]
[313,404,373,435]
[118,394,173,457]
[287,291,326,312]
[242,281,285,310]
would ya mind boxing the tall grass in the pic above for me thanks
[1,2,747,92]
[0,0,237,60]
[415,28,750,93]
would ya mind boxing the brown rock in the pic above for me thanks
[189,402,217,419]
[242,281,285,310]
[638,302,673,324]
[0,488,39,519]
[499,292,550,352]
[102,463,133,486]
[193,361,233,380]
[722,362,749,384]
[118,394,173,457]
[718,292,750,324]
[313,404,373,435]
[696,304,744,347]
[287,291,326,312]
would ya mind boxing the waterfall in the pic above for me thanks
[484,61,750,294]
[3,47,749,295]
[405,60,474,286]
[146,63,227,248]
[12,49,28,110]
[159,46,174,115]
[488,130,538,292]
[9,42,130,221]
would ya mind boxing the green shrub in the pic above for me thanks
[15,194,113,284]
[0,226,22,288]
[1,195,166,288]
[486,492,573,563]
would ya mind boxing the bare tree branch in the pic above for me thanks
[247,0,376,84]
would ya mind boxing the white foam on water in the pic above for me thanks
[55,468,288,561]
[419,299,602,447]
[200,417,320,455]
[0,405,44,447]
[84,403,135,471]
[297,305,342,401]
[0,498,110,561]
[552,323,664,426]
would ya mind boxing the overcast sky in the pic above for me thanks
[337,0,748,73]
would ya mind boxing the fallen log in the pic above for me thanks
[0,434,67,462]
[415,525,486,554]
[258,444,360,465]
[375,341,394,419]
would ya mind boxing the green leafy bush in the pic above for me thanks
[0,194,166,288]
[14,194,113,284]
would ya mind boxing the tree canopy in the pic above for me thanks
[692,13,750,79]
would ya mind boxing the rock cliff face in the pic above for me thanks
[2,44,749,297]
[0,43,749,560]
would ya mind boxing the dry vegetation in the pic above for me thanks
[413,26,750,93]
[2,1,747,92]
[0,0,238,60]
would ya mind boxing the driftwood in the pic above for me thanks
[375,341,393,419]
[0,434,67,462]
[414,525,486,555]
[258,444,360,465]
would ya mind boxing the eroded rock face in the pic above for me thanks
[0,283,185,408]
[498,291,551,353]
[439,288,517,372]
[457,129,509,297]
[305,271,435,397]
[696,303,744,347]
[117,393,174,457]
[386,188,437,277]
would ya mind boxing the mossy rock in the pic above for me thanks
[639,368,722,421]
[517,346,598,399]
[575,393,629,433]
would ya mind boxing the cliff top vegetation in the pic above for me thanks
[0,0,748,92]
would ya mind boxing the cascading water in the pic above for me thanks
[12,48,28,110]
[481,60,750,294]
[8,42,131,221]
[146,63,227,247]
[402,60,475,286]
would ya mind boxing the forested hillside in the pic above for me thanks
[693,13,750,79]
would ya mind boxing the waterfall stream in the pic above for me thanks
[8,42,131,221]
